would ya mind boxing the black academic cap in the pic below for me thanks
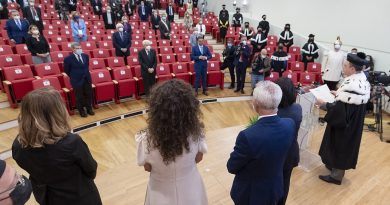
[285,23,290,27]
[308,34,315,38]
[222,4,226,6]
[236,7,240,10]
[262,14,266,18]
[347,52,367,67]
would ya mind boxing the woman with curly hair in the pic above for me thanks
[136,79,208,205]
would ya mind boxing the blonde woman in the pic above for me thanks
[183,11,193,31]
[12,87,102,205]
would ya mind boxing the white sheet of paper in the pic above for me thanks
[310,85,335,103]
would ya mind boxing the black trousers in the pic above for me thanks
[168,15,174,22]
[278,168,294,205]
[74,82,93,112]
[228,63,235,85]
[235,62,248,90]
[142,73,156,96]
[303,58,314,70]
[324,80,338,91]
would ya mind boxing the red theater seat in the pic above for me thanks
[282,70,299,86]
[106,57,126,69]
[290,61,304,72]
[156,64,173,82]
[299,72,316,86]
[132,66,144,95]
[90,69,117,108]
[265,72,280,82]
[172,63,190,83]
[207,61,224,89]
[112,67,139,100]
[89,58,107,71]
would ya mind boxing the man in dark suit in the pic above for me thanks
[233,36,251,94]
[138,40,157,97]
[124,0,136,16]
[64,42,94,118]
[23,0,43,32]
[91,0,102,17]
[103,6,116,29]
[150,10,160,31]
[66,0,77,12]
[159,13,170,39]
[6,10,29,44]
[138,0,149,22]
[0,0,9,19]
[222,38,236,89]
[166,2,174,22]
[113,23,131,65]
[17,0,29,8]
[227,80,295,205]
[191,37,212,96]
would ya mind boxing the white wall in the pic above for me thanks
[206,0,390,73]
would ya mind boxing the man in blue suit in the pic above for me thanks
[191,37,212,96]
[64,42,94,118]
[112,23,131,65]
[6,10,29,44]
[227,81,295,205]
[138,0,149,22]
[233,36,251,94]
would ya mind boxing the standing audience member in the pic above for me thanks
[138,0,150,22]
[239,22,253,39]
[103,6,115,29]
[0,0,9,19]
[136,79,208,205]
[151,10,160,31]
[91,0,103,17]
[26,25,51,64]
[66,0,77,12]
[195,19,206,37]
[112,0,124,22]
[124,0,136,17]
[200,1,207,18]
[159,13,170,39]
[23,0,43,33]
[121,15,132,37]
[191,37,212,96]
[322,37,345,91]
[6,10,29,44]
[219,4,229,21]
[189,27,199,47]
[257,14,269,36]
[222,38,236,89]
[186,0,193,14]
[227,81,295,205]
[250,27,267,54]
[113,23,131,65]
[71,11,87,42]
[317,53,370,185]
[166,2,174,22]
[192,0,198,8]
[278,23,293,52]
[183,11,193,32]
[234,36,251,94]
[271,43,289,77]
[0,159,32,205]
[302,34,319,70]
[218,8,229,43]
[12,88,102,205]
[138,40,157,97]
[232,7,242,32]
[251,49,271,93]
[64,42,94,117]
[275,77,303,205]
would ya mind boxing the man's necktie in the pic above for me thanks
[77,54,83,64]
[31,7,37,20]
[120,32,123,41]
[16,20,21,30]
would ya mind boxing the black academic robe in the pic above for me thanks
[257,20,269,36]
[278,30,294,48]
[232,13,242,27]
[218,19,228,39]
[221,45,236,69]
[250,33,267,54]
[219,9,229,21]
[301,41,319,68]
[319,101,366,170]
[271,50,288,76]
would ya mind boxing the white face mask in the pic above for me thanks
[14,16,20,20]
[29,3,34,6]
[146,45,151,51]
[75,48,83,55]
[118,27,124,32]
[123,20,128,23]
[261,55,266,58]
[334,44,341,50]
[242,40,246,45]
[32,30,39,35]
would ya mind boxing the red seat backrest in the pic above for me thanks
[3,65,33,81]
[307,62,322,73]
[172,63,188,74]
[0,45,13,55]
[208,61,219,71]
[91,70,112,84]
[32,77,62,90]
[107,57,125,68]
[34,63,61,77]
[156,64,171,75]
[112,67,133,81]
[89,58,107,70]
[0,55,23,67]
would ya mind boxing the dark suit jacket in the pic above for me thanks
[191,45,212,70]
[90,0,102,15]
[166,6,174,19]
[65,0,77,11]
[233,43,251,67]
[6,19,29,44]
[0,0,8,19]
[158,20,170,39]
[123,22,132,39]
[17,0,27,8]
[227,116,295,205]
[112,31,131,56]
[12,133,102,205]
[64,53,91,88]
[102,12,116,29]
[23,6,43,30]
[137,5,149,21]
[124,1,135,16]
[151,15,160,30]
[138,48,157,77]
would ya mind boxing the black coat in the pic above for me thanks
[23,6,43,31]
[151,15,160,30]
[124,1,135,16]
[319,101,367,170]
[102,12,116,29]
[0,0,8,19]
[257,20,269,36]
[159,20,170,39]
[112,31,131,56]
[90,0,102,15]
[138,48,157,75]
[12,133,102,205]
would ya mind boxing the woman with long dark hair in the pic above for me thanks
[136,79,208,205]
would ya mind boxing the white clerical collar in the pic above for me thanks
[257,113,277,120]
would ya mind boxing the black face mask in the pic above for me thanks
[285,27,290,31]
[308,39,314,43]
[245,25,249,28]
[9,176,32,205]
[278,46,284,50]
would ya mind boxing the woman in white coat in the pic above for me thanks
[322,37,346,90]
[136,79,208,205]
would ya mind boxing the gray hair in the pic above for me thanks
[252,81,282,111]
[70,42,81,49]
[142,40,151,47]
[116,23,123,29]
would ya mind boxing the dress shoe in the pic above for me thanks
[228,84,235,89]
[87,108,95,116]
[240,89,245,94]
[202,91,208,96]
[234,89,240,93]
[318,175,342,185]
[80,112,87,118]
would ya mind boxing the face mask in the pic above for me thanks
[146,45,151,51]
[107,10,111,12]
[242,40,246,45]
[118,27,124,32]
[9,176,32,205]
[334,44,341,49]
[75,49,83,55]
[285,27,290,31]
[365,57,370,61]
[123,20,128,23]
[162,17,166,21]
[257,30,261,33]
[263,17,266,20]
[261,55,266,58]
[278,46,283,50]
[245,25,249,28]
[32,30,39,35]
[14,16,20,20]
[193,31,198,34]
[308,39,314,43]
[29,3,34,6]
[227,43,232,47]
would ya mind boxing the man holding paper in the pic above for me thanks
[315,53,370,185]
